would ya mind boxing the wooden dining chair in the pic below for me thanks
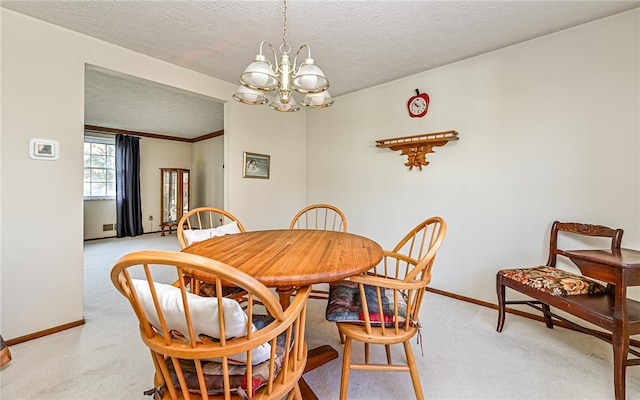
[177,207,248,301]
[289,204,347,233]
[325,217,447,400]
[177,207,247,249]
[289,204,348,301]
[111,250,311,400]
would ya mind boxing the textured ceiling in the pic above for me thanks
[84,66,225,138]
[3,1,639,138]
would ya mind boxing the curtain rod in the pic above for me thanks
[84,125,140,137]
[85,129,118,136]
[84,130,141,139]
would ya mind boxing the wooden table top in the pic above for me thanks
[563,248,640,269]
[182,229,384,288]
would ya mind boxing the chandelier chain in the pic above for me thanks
[280,0,290,54]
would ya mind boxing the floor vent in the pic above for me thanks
[102,223,117,232]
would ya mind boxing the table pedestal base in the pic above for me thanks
[276,287,341,399]
[300,345,339,400]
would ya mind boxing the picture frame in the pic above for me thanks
[243,152,270,179]
[29,138,60,160]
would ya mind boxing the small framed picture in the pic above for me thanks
[243,152,270,179]
[29,138,59,160]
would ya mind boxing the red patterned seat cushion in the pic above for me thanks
[326,280,407,327]
[498,266,606,296]
[160,315,290,397]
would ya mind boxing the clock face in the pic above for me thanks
[410,98,426,114]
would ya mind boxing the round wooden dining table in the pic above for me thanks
[182,229,383,400]
[182,229,383,307]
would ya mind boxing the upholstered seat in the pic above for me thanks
[497,265,606,296]
[326,280,408,327]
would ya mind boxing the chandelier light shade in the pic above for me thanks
[270,93,300,112]
[232,85,269,105]
[291,57,329,93]
[233,0,333,112]
[238,50,279,91]
[302,91,334,108]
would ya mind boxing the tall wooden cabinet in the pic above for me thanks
[160,168,190,236]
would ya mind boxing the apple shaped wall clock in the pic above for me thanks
[407,89,430,118]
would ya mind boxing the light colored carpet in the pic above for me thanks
[1,233,639,399]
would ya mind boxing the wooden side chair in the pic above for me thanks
[496,221,624,331]
[289,204,347,301]
[177,207,247,301]
[111,250,311,400]
[495,222,640,400]
[289,203,347,233]
[177,207,246,250]
[325,217,447,399]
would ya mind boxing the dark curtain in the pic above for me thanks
[115,135,144,238]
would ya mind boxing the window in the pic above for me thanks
[84,136,115,199]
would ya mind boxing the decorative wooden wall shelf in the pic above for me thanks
[375,130,459,170]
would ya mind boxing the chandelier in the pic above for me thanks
[232,0,333,112]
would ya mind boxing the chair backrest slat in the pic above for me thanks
[289,204,347,232]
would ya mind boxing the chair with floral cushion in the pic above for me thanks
[496,221,623,331]
[325,217,447,400]
[111,250,310,400]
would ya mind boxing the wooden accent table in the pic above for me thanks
[183,229,384,399]
[561,248,640,400]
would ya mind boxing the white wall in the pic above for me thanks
[139,137,193,232]
[83,200,116,239]
[306,10,640,304]
[192,136,225,210]
[2,9,86,340]
[1,9,306,340]
[225,102,307,230]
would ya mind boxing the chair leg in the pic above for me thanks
[385,344,392,365]
[337,325,345,344]
[364,342,370,364]
[403,340,424,400]
[542,304,554,329]
[496,275,506,332]
[340,337,353,400]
